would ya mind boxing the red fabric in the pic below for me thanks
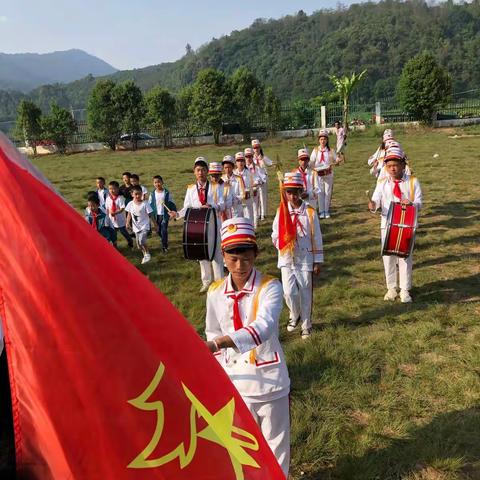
[0,135,285,480]
[298,168,307,189]
[91,210,98,230]
[290,210,305,236]
[277,189,296,254]
[109,193,118,213]
[320,149,325,163]
[198,184,206,205]
[229,292,246,331]
[393,180,402,201]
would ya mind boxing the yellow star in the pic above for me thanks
[183,384,260,480]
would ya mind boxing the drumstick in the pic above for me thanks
[162,202,177,221]
[366,190,377,214]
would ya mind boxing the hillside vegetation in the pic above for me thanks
[1,0,479,120]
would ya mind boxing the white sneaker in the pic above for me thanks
[286,317,299,332]
[400,290,412,303]
[325,212,331,218]
[384,288,397,301]
[199,283,211,293]
[141,253,151,264]
[301,329,312,339]
[319,212,326,219]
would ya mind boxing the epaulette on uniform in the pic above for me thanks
[208,278,225,293]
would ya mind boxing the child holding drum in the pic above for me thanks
[368,145,423,303]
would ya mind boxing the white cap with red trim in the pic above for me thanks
[297,148,309,159]
[208,162,223,174]
[221,218,257,251]
[235,151,245,161]
[251,139,261,148]
[282,172,304,189]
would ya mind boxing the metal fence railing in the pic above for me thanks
[6,93,480,147]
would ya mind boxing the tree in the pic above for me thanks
[41,102,77,154]
[116,81,146,150]
[14,100,43,155]
[263,87,281,136]
[145,86,176,147]
[87,79,123,150]
[397,52,452,124]
[189,68,228,145]
[228,67,265,139]
[330,70,367,129]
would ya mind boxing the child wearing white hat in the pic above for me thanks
[272,172,324,339]
[170,157,224,292]
[368,147,422,303]
[245,147,266,227]
[221,155,243,218]
[234,151,255,226]
[292,148,320,210]
[251,139,273,220]
[309,129,336,218]
[205,217,291,476]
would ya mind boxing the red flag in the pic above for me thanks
[277,184,296,254]
[0,134,285,480]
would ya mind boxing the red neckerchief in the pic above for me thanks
[109,194,118,213]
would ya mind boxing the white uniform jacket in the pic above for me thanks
[206,269,290,402]
[221,174,243,217]
[272,202,324,271]
[247,162,267,186]
[254,154,273,168]
[309,147,336,171]
[177,181,225,218]
[234,168,256,199]
[371,174,423,228]
[293,167,320,206]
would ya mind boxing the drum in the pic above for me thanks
[183,208,218,261]
[382,202,417,258]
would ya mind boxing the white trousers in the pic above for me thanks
[242,198,255,227]
[245,395,290,478]
[259,181,268,219]
[381,228,413,290]
[281,267,313,331]
[200,231,224,286]
[252,192,260,228]
[318,173,334,214]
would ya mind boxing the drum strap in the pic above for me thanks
[307,206,315,254]
[248,274,276,364]
[409,176,415,203]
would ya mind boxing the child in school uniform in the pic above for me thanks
[84,193,115,243]
[272,172,324,339]
[205,217,290,476]
[95,177,109,207]
[104,180,134,249]
[119,171,133,205]
[169,157,224,292]
[125,185,153,264]
[149,175,175,252]
[130,174,149,201]
[368,146,422,303]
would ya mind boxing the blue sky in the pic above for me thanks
[1,0,368,70]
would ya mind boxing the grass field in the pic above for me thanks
[33,126,480,480]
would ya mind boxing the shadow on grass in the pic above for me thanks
[332,407,480,480]
[331,273,480,329]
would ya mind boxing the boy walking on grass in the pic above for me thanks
[84,193,115,243]
[126,185,153,264]
[149,175,175,252]
[105,181,133,249]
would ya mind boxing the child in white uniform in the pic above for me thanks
[368,146,423,303]
[205,217,290,476]
[272,172,323,339]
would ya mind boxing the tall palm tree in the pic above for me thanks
[329,70,367,130]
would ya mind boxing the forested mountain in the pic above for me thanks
[0,49,116,93]
[1,0,479,121]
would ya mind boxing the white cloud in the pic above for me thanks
[0,16,8,23]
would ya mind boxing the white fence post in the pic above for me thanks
[375,101,381,125]
[321,106,326,129]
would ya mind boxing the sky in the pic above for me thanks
[0,0,368,71]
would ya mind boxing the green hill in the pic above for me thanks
[2,0,479,121]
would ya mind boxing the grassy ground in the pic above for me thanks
[32,126,480,480]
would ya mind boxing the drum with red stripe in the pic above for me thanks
[182,207,218,261]
[382,202,417,258]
